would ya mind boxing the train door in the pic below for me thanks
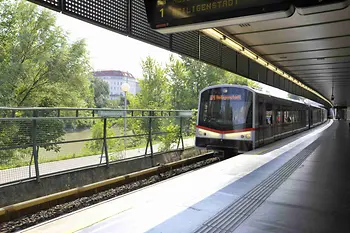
[304,109,308,129]
[257,96,265,146]
[275,104,283,140]
[265,101,274,143]
[309,108,312,129]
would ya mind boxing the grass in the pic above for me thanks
[0,135,195,170]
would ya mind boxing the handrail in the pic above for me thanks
[0,107,198,112]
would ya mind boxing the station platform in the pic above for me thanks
[20,120,350,233]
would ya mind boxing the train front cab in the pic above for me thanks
[195,85,255,155]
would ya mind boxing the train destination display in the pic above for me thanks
[210,95,242,101]
[145,0,348,33]
[145,0,294,33]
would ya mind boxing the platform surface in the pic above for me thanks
[231,120,350,233]
[21,120,346,233]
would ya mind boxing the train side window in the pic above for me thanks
[296,111,299,122]
[266,103,273,125]
[276,111,282,124]
[284,111,288,123]
[291,111,296,123]
[289,112,292,123]
[284,111,292,123]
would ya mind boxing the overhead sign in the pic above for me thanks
[144,0,294,33]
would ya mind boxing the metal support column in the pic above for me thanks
[124,94,127,154]
[32,110,40,182]
[149,117,154,164]
[177,117,184,150]
[145,113,154,165]
[103,118,109,167]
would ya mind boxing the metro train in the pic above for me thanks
[195,85,328,156]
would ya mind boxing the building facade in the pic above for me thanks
[93,70,140,100]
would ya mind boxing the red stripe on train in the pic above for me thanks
[196,125,256,134]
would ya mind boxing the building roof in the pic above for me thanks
[93,70,135,79]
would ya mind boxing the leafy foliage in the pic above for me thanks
[91,77,110,108]
[0,1,94,163]
[0,0,94,108]
[128,55,260,151]
[131,57,170,110]
[85,120,112,153]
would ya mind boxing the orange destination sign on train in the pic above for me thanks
[210,95,242,101]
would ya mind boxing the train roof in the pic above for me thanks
[201,84,326,109]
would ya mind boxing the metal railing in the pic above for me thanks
[0,108,197,186]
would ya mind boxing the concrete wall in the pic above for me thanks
[0,148,206,207]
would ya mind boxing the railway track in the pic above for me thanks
[0,152,220,233]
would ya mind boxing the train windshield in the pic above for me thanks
[198,87,253,131]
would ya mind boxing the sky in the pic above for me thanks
[53,12,175,79]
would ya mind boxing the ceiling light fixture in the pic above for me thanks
[242,48,258,60]
[200,28,333,107]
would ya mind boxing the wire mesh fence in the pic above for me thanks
[0,107,197,185]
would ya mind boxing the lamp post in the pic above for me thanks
[121,82,130,156]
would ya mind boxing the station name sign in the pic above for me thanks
[144,0,348,33]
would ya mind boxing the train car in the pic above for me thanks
[195,84,328,156]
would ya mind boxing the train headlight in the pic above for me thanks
[197,129,204,136]
[245,133,251,139]
[197,128,220,138]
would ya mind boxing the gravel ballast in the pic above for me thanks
[0,157,219,233]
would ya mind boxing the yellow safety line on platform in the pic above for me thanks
[68,207,133,233]
[257,146,275,155]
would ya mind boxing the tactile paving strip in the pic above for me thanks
[193,138,322,233]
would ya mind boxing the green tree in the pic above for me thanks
[130,56,170,110]
[85,120,113,154]
[91,77,110,108]
[220,71,260,89]
[0,0,94,108]
[179,56,261,109]
[129,57,171,137]
[106,99,121,108]
[181,56,223,109]
[0,0,94,163]
[167,55,191,110]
